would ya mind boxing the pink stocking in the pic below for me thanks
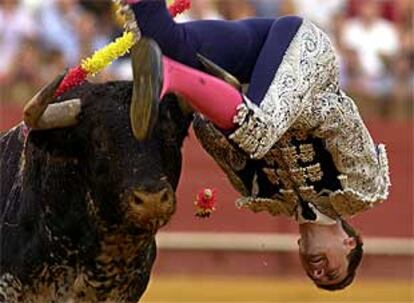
[161,57,243,130]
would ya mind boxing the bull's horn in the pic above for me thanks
[33,99,82,130]
[130,39,161,141]
[23,71,81,129]
[197,53,242,91]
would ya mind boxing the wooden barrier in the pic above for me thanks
[157,232,414,256]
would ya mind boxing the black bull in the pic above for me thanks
[0,78,192,301]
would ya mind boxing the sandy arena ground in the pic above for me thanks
[141,276,414,303]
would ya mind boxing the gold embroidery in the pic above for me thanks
[263,168,281,185]
[236,196,297,217]
[290,167,307,185]
[193,116,250,196]
[226,148,247,171]
[294,130,308,141]
[299,186,318,201]
[279,130,309,145]
[276,169,295,188]
[306,163,324,182]
[278,132,292,146]
[298,186,339,219]
[281,146,300,166]
[330,193,370,217]
[264,148,282,166]
[299,144,315,163]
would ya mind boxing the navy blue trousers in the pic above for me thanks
[130,1,302,105]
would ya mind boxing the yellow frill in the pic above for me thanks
[81,31,136,75]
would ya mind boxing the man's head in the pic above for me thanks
[298,220,363,291]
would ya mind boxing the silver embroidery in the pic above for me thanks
[230,19,337,159]
[230,98,277,158]
[228,19,390,216]
[308,92,391,212]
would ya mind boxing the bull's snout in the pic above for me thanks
[126,183,176,232]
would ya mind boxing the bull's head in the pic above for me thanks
[22,53,192,234]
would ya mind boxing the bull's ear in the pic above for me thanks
[27,126,85,158]
[158,94,193,189]
[160,94,193,143]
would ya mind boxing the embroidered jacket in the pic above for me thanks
[193,20,390,219]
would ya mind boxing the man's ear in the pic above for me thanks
[343,237,357,250]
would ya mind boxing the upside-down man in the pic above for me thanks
[123,0,390,290]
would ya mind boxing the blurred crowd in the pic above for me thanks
[0,0,413,119]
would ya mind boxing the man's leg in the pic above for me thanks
[127,0,274,82]
[131,38,243,130]
[246,16,302,104]
[161,56,242,129]
[130,15,303,132]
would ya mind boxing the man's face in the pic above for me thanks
[298,235,356,286]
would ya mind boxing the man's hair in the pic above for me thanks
[316,219,364,291]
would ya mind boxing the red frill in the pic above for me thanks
[54,66,88,98]
[194,188,217,218]
[168,0,191,17]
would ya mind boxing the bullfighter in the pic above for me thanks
[123,0,390,290]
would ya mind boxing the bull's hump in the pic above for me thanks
[0,123,25,208]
